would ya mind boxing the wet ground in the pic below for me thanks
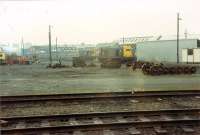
[0,64,200,96]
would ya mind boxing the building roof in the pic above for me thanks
[137,38,200,44]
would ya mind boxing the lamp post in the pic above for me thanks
[49,25,52,66]
[21,37,24,56]
[56,37,58,61]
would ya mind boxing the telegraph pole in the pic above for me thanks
[21,37,24,56]
[184,29,188,39]
[122,36,125,45]
[55,37,58,61]
[49,25,52,66]
[177,13,181,63]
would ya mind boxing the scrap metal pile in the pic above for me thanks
[72,57,97,67]
[100,58,121,68]
[46,63,68,68]
[132,61,197,75]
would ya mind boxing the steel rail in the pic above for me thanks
[1,108,199,121]
[1,109,200,134]
[1,118,199,134]
[1,90,200,103]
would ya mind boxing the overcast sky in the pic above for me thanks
[0,0,200,44]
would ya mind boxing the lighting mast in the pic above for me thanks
[177,13,181,64]
[49,25,52,66]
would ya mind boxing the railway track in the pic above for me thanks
[1,109,200,135]
[1,90,200,104]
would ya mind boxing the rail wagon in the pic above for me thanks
[0,50,6,65]
[98,44,136,68]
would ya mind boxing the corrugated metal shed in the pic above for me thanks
[136,39,200,63]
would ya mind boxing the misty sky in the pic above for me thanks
[0,0,200,44]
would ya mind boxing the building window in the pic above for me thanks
[188,49,193,55]
[197,40,200,48]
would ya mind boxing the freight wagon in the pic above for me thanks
[72,47,98,67]
[0,51,6,65]
[98,44,136,68]
[136,39,200,63]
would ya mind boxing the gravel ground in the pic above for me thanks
[0,64,200,96]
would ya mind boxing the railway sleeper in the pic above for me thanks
[103,129,114,135]
[116,116,127,123]
[181,125,195,133]
[41,120,50,127]
[15,121,25,129]
[73,130,84,135]
[93,117,103,124]
[69,118,79,125]
[153,126,168,135]
[128,127,141,135]
[138,116,151,122]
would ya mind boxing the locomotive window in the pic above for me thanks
[126,49,131,51]
[116,49,120,56]
[0,54,2,57]
[187,49,193,55]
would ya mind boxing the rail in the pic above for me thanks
[1,90,200,104]
[1,108,199,135]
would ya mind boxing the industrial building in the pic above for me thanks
[136,39,200,63]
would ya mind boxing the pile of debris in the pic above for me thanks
[46,63,68,69]
[72,57,97,67]
[100,58,121,68]
[72,57,87,67]
[132,61,146,70]
[132,61,197,75]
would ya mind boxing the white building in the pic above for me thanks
[182,48,200,64]
[136,39,200,63]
